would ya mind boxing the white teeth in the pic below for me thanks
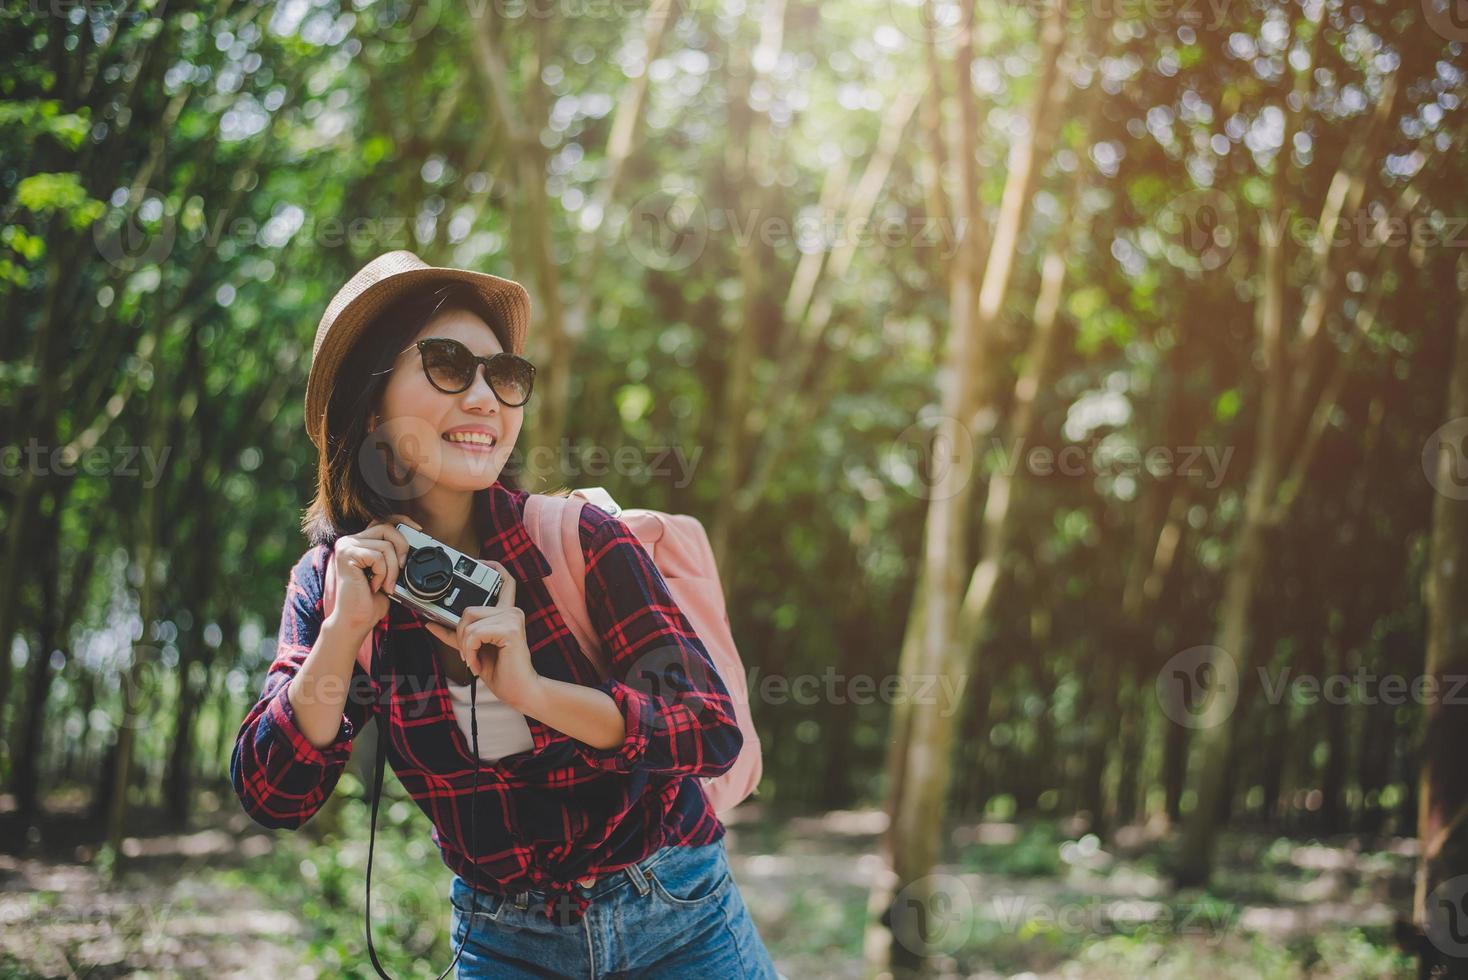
[444,432,496,446]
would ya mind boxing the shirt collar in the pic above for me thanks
[475,480,552,583]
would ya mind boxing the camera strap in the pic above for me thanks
[364,677,483,979]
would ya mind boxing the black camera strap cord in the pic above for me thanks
[364,677,483,980]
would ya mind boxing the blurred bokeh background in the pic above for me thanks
[2,0,1467,976]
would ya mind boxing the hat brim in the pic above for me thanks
[305,265,531,451]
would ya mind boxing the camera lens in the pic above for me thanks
[403,546,455,599]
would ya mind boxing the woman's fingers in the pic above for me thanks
[426,617,488,676]
[425,609,518,679]
[461,613,518,665]
[477,559,515,609]
[342,541,385,585]
[352,538,399,594]
[358,522,413,589]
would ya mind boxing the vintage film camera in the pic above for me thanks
[387,523,503,628]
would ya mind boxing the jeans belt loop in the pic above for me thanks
[513,891,530,910]
[624,862,652,897]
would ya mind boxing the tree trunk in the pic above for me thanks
[1412,253,1468,976]
[1115,668,1146,827]
[869,11,1074,964]
[104,313,175,860]
[12,504,60,825]
[1261,701,1288,825]
[1174,507,1268,884]
[1163,708,1188,829]
[166,332,212,825]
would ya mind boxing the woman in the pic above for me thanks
[231,250,780,979]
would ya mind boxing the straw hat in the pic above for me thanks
[304,249,532,450]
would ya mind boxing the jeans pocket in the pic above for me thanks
[450,878,506,922]
[645,842,733,908]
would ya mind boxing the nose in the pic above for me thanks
[459,363,503,412]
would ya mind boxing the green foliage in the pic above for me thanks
[212,786,453,978]
[958,821,1067,878]
[0,99,91,149]
[13,172,104,226]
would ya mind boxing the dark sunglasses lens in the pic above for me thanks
[421,339,475,391]
[487,355,534,405]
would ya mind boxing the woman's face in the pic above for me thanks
[372,303,523,493]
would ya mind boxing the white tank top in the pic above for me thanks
[444,678,535,762]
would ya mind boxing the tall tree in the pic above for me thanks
[1412,251,1468,977]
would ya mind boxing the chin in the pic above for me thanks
[439,462,504,491]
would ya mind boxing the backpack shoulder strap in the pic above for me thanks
[523,493,610,681]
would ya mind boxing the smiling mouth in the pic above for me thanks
[442,432,498,450]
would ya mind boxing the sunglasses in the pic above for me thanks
[405,337,536,406]
[372,284,536,406]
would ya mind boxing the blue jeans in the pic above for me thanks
[448,838,781,979]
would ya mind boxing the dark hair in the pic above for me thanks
[300,281,525,547]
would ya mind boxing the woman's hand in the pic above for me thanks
[326,514,423,640]
[424,559,544,713]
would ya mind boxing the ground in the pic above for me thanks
[0,790,1419,979]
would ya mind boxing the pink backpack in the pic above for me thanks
[523,487,762,816]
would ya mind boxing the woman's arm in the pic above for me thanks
[286,613,371,749]
[230,546,376,830]
[571,508,744,777]
[516,678,624,750]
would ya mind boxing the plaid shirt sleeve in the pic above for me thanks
[230,545,375,830]
[572,508,744,777]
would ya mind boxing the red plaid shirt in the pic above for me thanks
[230,481,742,924]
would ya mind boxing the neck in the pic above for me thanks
[406,485,484,555]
